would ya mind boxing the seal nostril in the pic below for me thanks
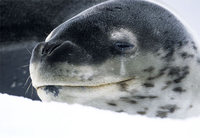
[47,44,61,55]
[41,47,46,55]
[41,42,62,56]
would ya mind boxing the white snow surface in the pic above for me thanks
[0,93,200,138]
[1,0,200,138]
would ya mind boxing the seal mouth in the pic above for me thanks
[36,78,135,90]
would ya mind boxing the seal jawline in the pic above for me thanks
[36,78,135,90]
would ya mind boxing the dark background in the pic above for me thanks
[0,0,106,100]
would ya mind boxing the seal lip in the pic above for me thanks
[36,78,135,90]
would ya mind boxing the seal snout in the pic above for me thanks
[31,41,63,60]
[31,40,91,64]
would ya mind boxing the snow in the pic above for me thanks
[1,0,200,138]
[0,93,200,138]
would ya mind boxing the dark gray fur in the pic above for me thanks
[31,0,193,65]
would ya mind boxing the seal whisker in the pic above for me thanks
[25,82,32,95]
[31,84,34,97]
[25,47,32,55]
[20,64,29,68]
[24,76,31,87]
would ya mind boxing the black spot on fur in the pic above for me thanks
[166,81,172,85]
[178,41,183,47]
[180,52,194,59]
[132,95,158,99]
[156,111,168,118]
[143,83,154,88]
[148,67,168,80]
[197,58,200,64]
[168,66,189,83]
[107,102,117,106]
[160,67,169,72]
[88,77,93,81]
[161,86,167,90]
[44,86,60,96]
[137,111,146,115]
[174,77,187,83]
[116,110,124,113]
[162,40,175,60]
[128,100,137,104]
[168,67,181,76]
[160,105,178,113]
[173,87,186,93]
[120,97,129,100]
[191,41,197,51]
[120,97,137,104]
[148,75,162,81]
[119,82,128,91]
[162,81,173,90]
[193,45,197,51]
[183,40,189,46]
[65,70,70,73]
[162,40,189,61]
[162,49,175,60]
[156,105,178,118]
[177,40,189,47]
[143,66,155,73]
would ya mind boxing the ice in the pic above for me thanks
[0,93,200,138]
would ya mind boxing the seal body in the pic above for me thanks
[30,0,200,118]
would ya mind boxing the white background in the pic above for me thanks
[160,0,200,38]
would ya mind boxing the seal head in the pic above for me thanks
[30,0,200,118]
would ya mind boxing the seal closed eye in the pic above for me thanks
[30,0,200,118]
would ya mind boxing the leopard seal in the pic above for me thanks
[30,0,200,118]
